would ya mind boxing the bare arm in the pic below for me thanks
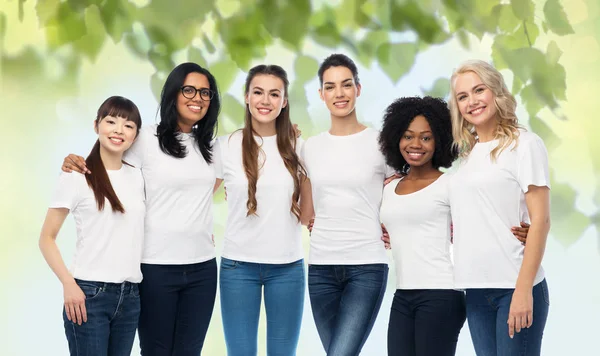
[214,178,224,194]
[299,176,314,226]
[508,185,551,338]
[39,208,87,325]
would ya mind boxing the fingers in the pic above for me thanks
[81,303,88,323]
[507,315,515,338]
[527,312,533,328]
[520,221,531,228]
[65,303,73,322]
[68,156,91,174]
[74,303,83,325]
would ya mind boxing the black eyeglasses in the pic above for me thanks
[180,86,214,100]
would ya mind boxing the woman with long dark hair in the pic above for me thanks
[61,62,222,355]
[214,64,306,356]
[40,96,144,355]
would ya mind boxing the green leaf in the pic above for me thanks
[421,77,450,98]
[45,2,87,47]
[390,1,444,43]
[520,84,544,116]
[211,59,239,93]
[511,0,535,21]
[276,1,311,49]
[294,55,319,83]
[217,12,271,69]
[35,0,60,26]
[546,40,562,65]
[311,21,342,49]
[457,29,471,49]
[494,4,520,33]
[0,12,6,39]
[98,0,136,42]
[73,5,107,61]
[511,74,523,94]
[202,34,216,55]
[357,30,389,67]
[376,42,418,83]
[150,72,167,102]
[221,93,245,130]
[188,47,207,68]
[551,210,589,247]
[528,116,560,151]
[543,0,574,36]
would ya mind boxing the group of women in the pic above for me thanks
[39,53,550,356]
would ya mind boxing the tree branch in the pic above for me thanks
[523,20,533,47]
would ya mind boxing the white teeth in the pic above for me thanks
[258,109,271,114]
[408,152,424,156]
[189,105,201,110]
[470,107,484,115]
[109,137,124,143]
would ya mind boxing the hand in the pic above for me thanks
[507,288,533,338]
[307,218,314,234]
[62,154,90,174]
[63,281,87,325]
[293,124,302,138]
[511,222,530,245]
[384,173,402,186]
[381,223,391,249]
[211,234,215,247]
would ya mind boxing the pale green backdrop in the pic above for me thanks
[1,0,598,355]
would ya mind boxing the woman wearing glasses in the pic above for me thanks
[61,62,222,355]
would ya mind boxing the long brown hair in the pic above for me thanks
[85,96,142,213]
[241,65,305,219]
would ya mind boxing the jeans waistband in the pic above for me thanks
[75,279,138,293]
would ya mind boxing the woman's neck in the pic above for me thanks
[99,147,123,170]
[404,163,440,180]
[329,111,365,136]
[251,118,277,137]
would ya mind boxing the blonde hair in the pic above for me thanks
[449,60,522,161]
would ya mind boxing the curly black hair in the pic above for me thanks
[379,96,457,172]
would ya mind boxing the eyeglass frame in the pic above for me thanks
[180,85,215,101]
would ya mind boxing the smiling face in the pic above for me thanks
[399,115,436,168]
[245,74,287,127]
[95,115,138,156]
[319,66,361,119]
[176,72,211,130]
[453,71,497,131]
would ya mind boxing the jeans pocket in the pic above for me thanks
[220,258,239,270]
[540,279,550,306]
[78,283,102,301]
[132,284,140,297]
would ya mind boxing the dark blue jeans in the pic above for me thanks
[388,289,466,356]
[63,279,140,356]
[220,258,305,356]
[308,264,388,356]
[466,279,550,356]
[138,259,218,356]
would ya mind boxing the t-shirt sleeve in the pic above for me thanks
[123,128,149,168]
[517,133,551,193]
[299,138,310,178]
[213,138,224,179]
[49,172,83,211]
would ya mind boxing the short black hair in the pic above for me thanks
[379,96,457,172]
[317,53,359,86]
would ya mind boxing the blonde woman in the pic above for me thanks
[448,60,550,356]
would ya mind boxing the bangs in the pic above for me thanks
[97,96,142,128]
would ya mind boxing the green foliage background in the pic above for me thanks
[1,0,598,354]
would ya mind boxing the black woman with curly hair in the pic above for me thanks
[378,96,530,356]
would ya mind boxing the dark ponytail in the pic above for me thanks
[84,96,142,213]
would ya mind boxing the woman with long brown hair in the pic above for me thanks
[39,96,144,355]
[213,64,306,356]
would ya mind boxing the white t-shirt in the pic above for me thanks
[214,131,303,264]
[302,127,394,265]
[449,130,550,288]
[50,166,145,283]
[125,124,216,264]
[380,174,455,289]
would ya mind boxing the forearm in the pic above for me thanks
[515,222,550,290]
[39,236,75,286]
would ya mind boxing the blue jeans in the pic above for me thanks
[466,279,550,356]
[219,257,305,356]
[63,279,140,356]
[308,264,388,356]
[138,259,218,356]
[388,289,466,356]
